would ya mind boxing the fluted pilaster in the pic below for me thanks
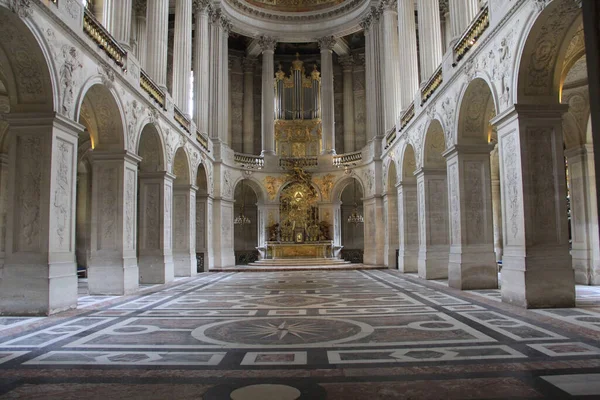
[134,1,147,68]
[106,0,132,49]
[259,36,277,156]
[318,36,336,154]
[397,0,419,108]
[340,55,355,153]
[193,0,211,135]
[145,0,169,89]
[381,0,401,131]
[242,57,256,154]
[173,0,193,113]
[417,0,443,82]
[449,0,479,42]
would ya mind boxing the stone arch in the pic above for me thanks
[331,174,365,203]
[233,178,260,264]
[515,0,582,104]
[422,119,446,169]
[138,123,166,172]
[0,7,55,114]
[173,147,191,185]
[386,158,398,193]
[456,78,498,145]
[561,54,590,150]
[232,176,267,204]
[196,162,209,194]
[399,143,417,183]
[77,83,126,151]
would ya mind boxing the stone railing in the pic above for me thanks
[454,5,490,64]
[140,69,166,109]
[399,102,415,132]
[234,153,264,168]
[279,157,318,169]
[174,105,191,133]
[196,131,210,152]
[421,66,443,105]
[83,9,126,69]
[333,151,362,167]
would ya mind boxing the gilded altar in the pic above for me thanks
[266,241,334,259]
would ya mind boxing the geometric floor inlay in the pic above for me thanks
[1,269,600,399]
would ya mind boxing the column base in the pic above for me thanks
[173,252,197,277]
[88,258,139,295]
[418,246,449,280]
[0,262,77,315]
[139,253,174,284]
[398,247,418,273]
[501,252,575,308]
[448,247,498,290]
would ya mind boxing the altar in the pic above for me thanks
[265,241,334,260]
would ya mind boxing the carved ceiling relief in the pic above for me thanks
[525,0,580,96]
[0,14,45,105]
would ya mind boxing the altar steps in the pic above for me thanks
[210,260,387,272]
[249,258,351,267]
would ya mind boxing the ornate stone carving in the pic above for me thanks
[192,0,210,13]
[465,161,484,243]
[317,36,336,51]
[449,163,460,244]
[16,136,41,251]
[59,46,83,117]
[53,139,72,251]
[258,36,277,52]
[99,64,115,91]
[126,99,145,152]
[125,169,136,250]
[441,93,457,147]
[174,195,186,249]
[165,187,172,249]
[9,0,32,18]
[363,168,375,196]
[313,174,335,201]
[100,166,118,248]
[418,180,426,245]
[134,0,147,16]
[223,170,233,198]
[503,133,520,239]
[145,184,160,249]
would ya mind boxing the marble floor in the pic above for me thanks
[1,270,600,399]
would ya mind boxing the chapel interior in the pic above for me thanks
[0,0,600,398]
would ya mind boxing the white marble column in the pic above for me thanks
[259,36,277,156]
[565,145,600,285]
[138,172,175,284]
[492,105,575,308]
[88,151,141,296]
[145,0,169,89]
[172,0,192,113]
[340,55,356,153]
[362,11,385,140]
[397,181,419,272]
[416,168,449,279]
[94,0,109,28]
[0,115,82,315]
[417,0,443,82]
[173,184,198,276]
[107,0,132,49]
[397,0,419,109]
[318,36,337,155]
[207,10,222,140]
[490,145,503,263]
[444,145,498,289]
[449,0,479,43]
[381,0,401,131]
[242,57,256,154]
[383,191,399,268]
[134,0,147,69]
[193,0,210,135]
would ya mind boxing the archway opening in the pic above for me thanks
[340,179,364,263]
[195,163,209,271]
[384,161,399,268]
[398,144,418,273]
[234,179,259,265]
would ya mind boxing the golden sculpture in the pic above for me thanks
[313,173,335,201]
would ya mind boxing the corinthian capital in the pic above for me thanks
[193,0,211,14]
[339,55,355,71]
[381,0,398,11]
[258,36,277,52]
[317,36,336,51]
[134,0,147,16]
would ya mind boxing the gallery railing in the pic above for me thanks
[234,153,264,168]
[333,151,362,167]
[83,9,126,69]
[454,5,490,64]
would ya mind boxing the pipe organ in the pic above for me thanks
[274,53,323,157]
